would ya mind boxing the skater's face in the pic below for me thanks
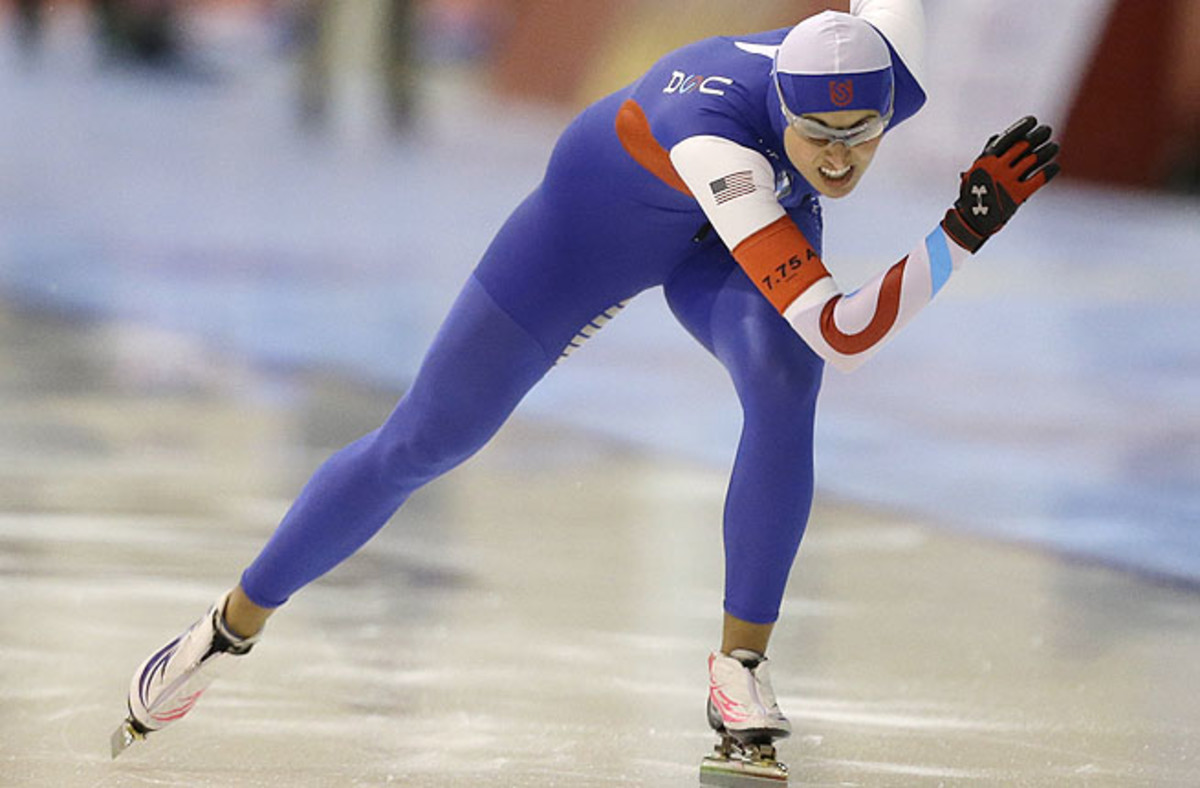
[784,109,883,199]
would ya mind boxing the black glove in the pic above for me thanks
[941,116,1061,252]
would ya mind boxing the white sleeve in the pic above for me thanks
[782,225,971,372]
[668,135,787,250]
[851,0,925,85]
[668,134,973,374]
[668,134,842,328]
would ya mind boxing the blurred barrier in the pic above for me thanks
[483,0,1200,194]
[489,0,844,108]
[9,0,1193,194]
[1060,0,1200,192]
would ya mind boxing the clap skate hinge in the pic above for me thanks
[700,734,789,785]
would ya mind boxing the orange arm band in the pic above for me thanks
[731,217,832,313]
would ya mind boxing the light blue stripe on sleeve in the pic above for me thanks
[925,225,954,298]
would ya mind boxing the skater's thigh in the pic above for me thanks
[665,245,824,401]
[385,274,553,458]
[475,186,693,357]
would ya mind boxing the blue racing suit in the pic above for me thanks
[241,9,944,625]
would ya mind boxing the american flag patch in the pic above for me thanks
[710,171,756,204]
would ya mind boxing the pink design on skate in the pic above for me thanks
[151,689,206,723]
[708,655,751,724]
[710,683,751,724]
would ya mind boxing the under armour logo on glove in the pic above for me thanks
[971,185,989,216]
[941,116,1061,253]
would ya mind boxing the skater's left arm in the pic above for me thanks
[672,116,1060,372]
[792,116,1060,371]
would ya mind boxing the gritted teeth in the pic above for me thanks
[819,164,852,179]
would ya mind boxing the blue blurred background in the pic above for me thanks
[2,0,1198,582]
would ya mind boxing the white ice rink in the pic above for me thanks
[3,305,1200,787]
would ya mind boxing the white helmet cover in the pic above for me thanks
[774,11,894,119]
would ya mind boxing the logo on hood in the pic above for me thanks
[829,79,854,107]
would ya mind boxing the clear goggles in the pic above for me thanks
[775,78,892,147]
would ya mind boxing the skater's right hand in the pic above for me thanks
[941,116,1061,253]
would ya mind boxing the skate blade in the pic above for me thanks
[110,719,145,759]
[700,753,788,786]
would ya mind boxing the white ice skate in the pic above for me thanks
[700,649,791,785]
[111,591,259,758]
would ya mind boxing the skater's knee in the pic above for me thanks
[370,415,478,488]
[737,357,823,419]
[372,431,455,486]
[767,359,823,402]
[728,333,823,407]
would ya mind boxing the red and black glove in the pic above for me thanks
[941,116,1061,253]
